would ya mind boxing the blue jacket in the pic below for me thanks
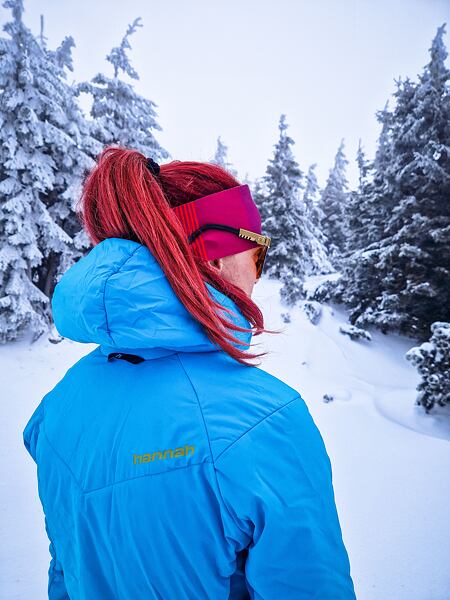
[23,237,357,599]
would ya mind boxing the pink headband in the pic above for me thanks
[172,184,264,261]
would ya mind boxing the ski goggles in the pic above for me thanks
[188,224,270,279]
[172,184,271,279]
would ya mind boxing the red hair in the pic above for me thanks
[77,147,281,366]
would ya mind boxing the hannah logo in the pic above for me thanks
[133,444,195,464]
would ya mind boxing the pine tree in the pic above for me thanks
[251,176,270,225]
[349,104,396,251]
[211,135,238,177]
[318,139,350,267]
[333,25,450,339]
[330,107,394,314]
[302,164,332,274]
[250,175,270,229]
[40,24,102,276]
[37,14,47,48]
[76,18,169,160]
[344,140,371,255]
[241,171,252,187]
[356,139,370,193]
[303,164,322,229]
[253,114,307,282]
[253,115,332,304]
[0,0,98,342]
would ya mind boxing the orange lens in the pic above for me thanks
[254,246,267,279]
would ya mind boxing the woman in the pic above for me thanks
[23,147,357,599]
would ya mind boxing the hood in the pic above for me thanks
[51,237,253,360]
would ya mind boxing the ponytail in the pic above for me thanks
[78,146,280,366]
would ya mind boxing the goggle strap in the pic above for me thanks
[187,223,240,244]
[187,224,271,248]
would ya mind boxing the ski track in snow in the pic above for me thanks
[1,277,450,600]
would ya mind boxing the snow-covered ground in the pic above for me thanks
[1,276,449,600]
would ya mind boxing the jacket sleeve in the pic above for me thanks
[214,394,357,599]
[23,403,70,600]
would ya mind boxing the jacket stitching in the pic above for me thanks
[212,393,329,513]
[174,353,215,462]
[41,421,212,495]
[214,394,301,464]
[175,353,256,543]
[42,403,84,492]
[42,387,213,496]
[83,462,210,496]
[101,244,143,342]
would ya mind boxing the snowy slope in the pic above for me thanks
[1,276,449,600]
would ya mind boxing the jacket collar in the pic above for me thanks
[52,238,253,359]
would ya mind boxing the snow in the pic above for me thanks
[1,276,450,599]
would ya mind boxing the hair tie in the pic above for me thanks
[146,157,160,176]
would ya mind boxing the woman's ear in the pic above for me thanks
[209,257,223,272]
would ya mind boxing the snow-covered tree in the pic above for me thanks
[253,114,308,282]
[345,105,396,253]
[406,321,450,412]
[241,171,252,187]
[375,25,450,338]
[253,116,332,306]
[356,138,370,193]
[344,139,372,255]
[211,135,238,177]
[331,25,450,339]
[303,163,322,229]
[250,176,267,209]
[76,17,169,161]
[318,139,350,267]
[250,175,272,242]
[0,0,99,342]
[330,108,393,316]
[302,164,333,274]
[37,14,47,49]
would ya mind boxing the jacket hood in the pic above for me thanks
[51,237,253,360]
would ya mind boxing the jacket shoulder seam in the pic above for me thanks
[214,393,302,464]
[175,352,253,544]
[174,352,302,463]
[174,353,216,461]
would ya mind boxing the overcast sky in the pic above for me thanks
[1,0,449,188]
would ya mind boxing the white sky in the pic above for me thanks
[1,0,449,188]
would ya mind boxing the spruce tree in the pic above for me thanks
[39,34,101,281]
[251,176,270,225]
[333,25,450,339]
[76,18,169,161]
[344,140,371,255]
[303,164,322,229]
[0,0,98,342]
[241,171,252,187]
[318,139,350,268]
[302,164,332,274]
[253,116,332,305]
[380,26,450,338]
[330,107,394,316]
[211,135,238,177]
[254,114,307,281]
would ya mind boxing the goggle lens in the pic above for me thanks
[254,245,268,279]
